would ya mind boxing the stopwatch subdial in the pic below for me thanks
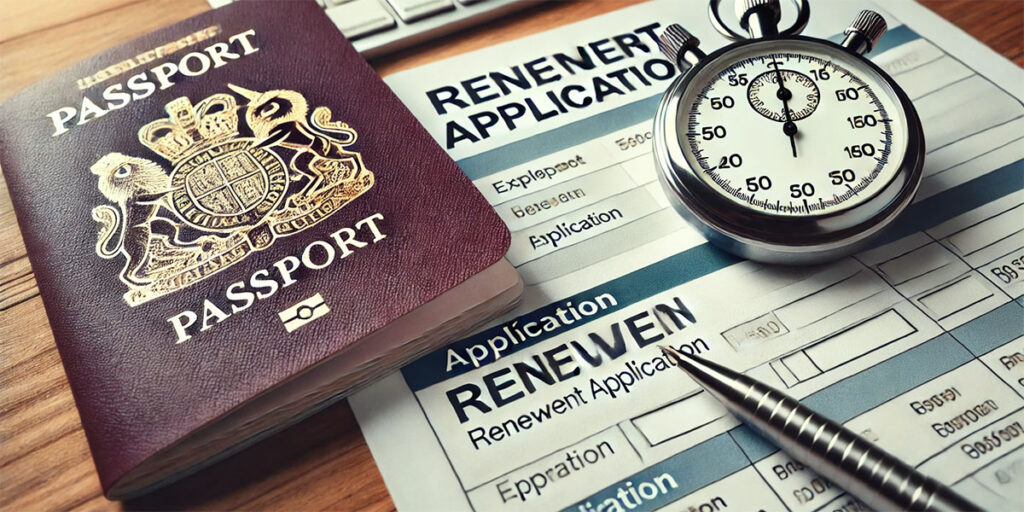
[747,70,821,122]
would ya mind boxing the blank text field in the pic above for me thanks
[945,204,1023,257]
[918,275,994,320]
[877,243,956,285]
[804,310,917,371]
[631,391,727,446]
[775,271,883,328]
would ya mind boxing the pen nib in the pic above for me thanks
[660,345,685,364]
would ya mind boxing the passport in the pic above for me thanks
[0,1,521,499]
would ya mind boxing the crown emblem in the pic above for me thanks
[138,94,240,163]
[89,86,374,307]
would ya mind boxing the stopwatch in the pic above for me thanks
[653,0,925,264]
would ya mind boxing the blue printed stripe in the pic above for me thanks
[951,301,1024,356]
[878,159,1024,245]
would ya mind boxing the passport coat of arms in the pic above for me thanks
[90,85,374,306]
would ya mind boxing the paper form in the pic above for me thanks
[350,1,1024,510]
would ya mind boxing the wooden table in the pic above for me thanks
[0,0,1020,509]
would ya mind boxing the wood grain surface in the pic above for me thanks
[0,1,1020,510]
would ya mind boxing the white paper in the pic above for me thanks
[351,1,1024,510]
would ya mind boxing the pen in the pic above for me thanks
[660,346,980,512]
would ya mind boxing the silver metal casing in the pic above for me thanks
[653,36,925,265]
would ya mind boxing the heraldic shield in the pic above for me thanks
[90,85,374,306]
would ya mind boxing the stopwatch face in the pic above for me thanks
[677,38,909,217]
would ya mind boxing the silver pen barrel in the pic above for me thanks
[662,346,980,512]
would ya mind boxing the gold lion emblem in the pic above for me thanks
[91,85,374,306]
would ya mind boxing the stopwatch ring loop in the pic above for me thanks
[708,0,810,41]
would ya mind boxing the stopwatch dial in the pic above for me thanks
[679,40,909,217]
[747,70,820,122]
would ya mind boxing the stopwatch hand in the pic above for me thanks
[780,105,799,158]
[771,56,799,158]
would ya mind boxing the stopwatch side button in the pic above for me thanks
[659,24,707,70]
[842,10,888,55]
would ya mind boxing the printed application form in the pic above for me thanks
[350,1,1024,510]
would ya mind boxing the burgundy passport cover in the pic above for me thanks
[0,1,509,497]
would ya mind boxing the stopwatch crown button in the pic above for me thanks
[659,24,701,66]
[844,10,888,54]
[736,0,781,29]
